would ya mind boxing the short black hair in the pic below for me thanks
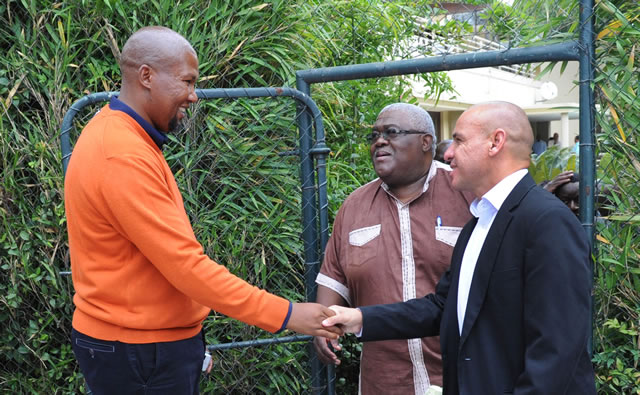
[568,172,579,183]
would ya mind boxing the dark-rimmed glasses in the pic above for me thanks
[366,127,428,144]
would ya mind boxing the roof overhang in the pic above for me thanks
[418,98,579,122]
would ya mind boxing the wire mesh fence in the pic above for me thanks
[182,94,320,394]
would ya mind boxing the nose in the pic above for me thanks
[188,88,198,103]
[187,84,198,103]
[373,134,389,146]
[443,144,454,162]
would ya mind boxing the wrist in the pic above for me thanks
[354,308,363,336]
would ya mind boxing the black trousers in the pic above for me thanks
[71,328,205,395]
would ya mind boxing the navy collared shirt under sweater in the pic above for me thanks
[109,96,168,150]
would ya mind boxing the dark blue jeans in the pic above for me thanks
[71,328,204,395]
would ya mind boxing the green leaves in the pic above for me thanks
[592,2,640,392]
[3,0,636,392]
[0,0,320,391]
[528,146,577,184]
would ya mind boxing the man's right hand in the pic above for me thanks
[544,171,573,193]
[286,303,343,339]
[322,305,363,334]
[313,335,342,365]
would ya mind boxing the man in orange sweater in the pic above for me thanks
[65,26,340,394]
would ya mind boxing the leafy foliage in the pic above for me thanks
[0,0,325,392]
[528,146,577,184]
[3,0,638,393]
[590,0,640,393]
[0,0,452,392]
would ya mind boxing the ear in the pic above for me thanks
[138,64,153,89]
[488,128,506,157]
[422,134,434,153]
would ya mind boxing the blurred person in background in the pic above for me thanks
[436,139,453,163]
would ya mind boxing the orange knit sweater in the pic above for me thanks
[65,105,290,343]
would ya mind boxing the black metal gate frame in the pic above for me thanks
[296,1,595,393]
[59,88,328,358]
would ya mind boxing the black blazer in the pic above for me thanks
[360,174,596,394]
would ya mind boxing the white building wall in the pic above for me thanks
[436,68,543,107]
[412,60,580,147]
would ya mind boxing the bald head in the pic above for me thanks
[445,101,534,197]
[120,26,196,85]
[466,101,534,161]
[116,26,199,133]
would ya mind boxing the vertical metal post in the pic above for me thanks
[579,0,595,356]
[296,77,326,394]
[312,106,336,395]
[295,78,319,303]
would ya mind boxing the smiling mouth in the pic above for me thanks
[375,150,391,158]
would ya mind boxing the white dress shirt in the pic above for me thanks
[456,169,528,334]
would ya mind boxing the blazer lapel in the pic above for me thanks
[450,218,477,285]
[458,175,536,347]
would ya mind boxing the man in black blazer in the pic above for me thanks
[322,102,596,394]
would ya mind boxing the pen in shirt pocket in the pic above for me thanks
[436,216,442,227]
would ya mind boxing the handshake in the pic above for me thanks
[286,304,362,365]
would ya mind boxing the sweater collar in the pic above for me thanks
[109,96,168,150]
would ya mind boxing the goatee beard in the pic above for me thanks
[167,116,178,133]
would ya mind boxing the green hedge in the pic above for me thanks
[0,0,443,392]
[2,0,638,393]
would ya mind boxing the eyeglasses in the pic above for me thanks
[366,127,428,144]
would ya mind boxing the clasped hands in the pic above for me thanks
[284,303,363,365]
[309,305,363,365]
